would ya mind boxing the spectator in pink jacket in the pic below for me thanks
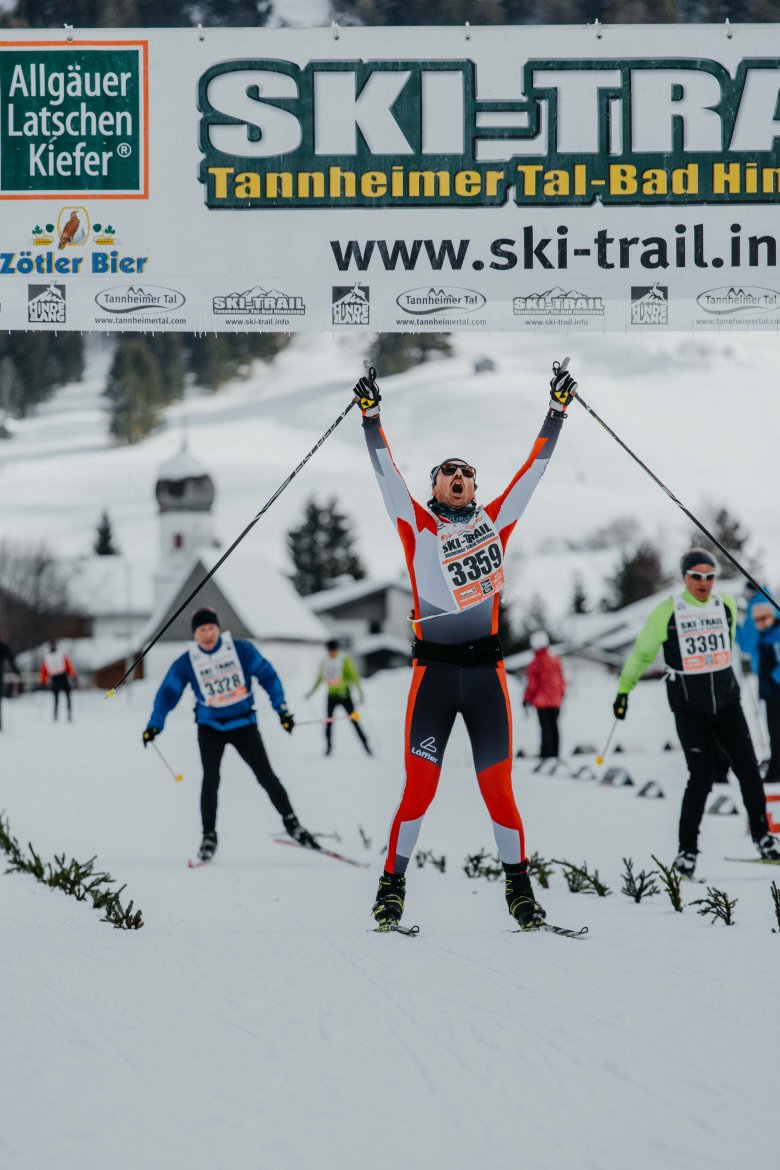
[523,631,566,758]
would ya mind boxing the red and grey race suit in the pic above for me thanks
[363,405,564,875]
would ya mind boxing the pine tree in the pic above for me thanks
[366,333,453,377]
[94,511,120,556]
[146,334,186,404]
[287,498,367,596]
[571,573,588,614]
[104,339,165,443]
[688,506,750,561]
[606,540,668,610]
[0,334,84,419]
[497,595,524,655]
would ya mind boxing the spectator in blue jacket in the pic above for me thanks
[143,607,318,862]
[753,602,780,782]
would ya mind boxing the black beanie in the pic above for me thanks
[680,548,717,576]
[191,607,219,633]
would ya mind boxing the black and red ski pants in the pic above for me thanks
[384,661,526,875]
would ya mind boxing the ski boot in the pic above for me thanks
[673,850,697,879]
[282,813,320,850]
[198,831,218,862]
[505,862,545,929]
[372,872,406,928]
[754,833,780,861]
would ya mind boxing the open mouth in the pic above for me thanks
[452,481,464,496]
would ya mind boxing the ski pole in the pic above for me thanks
[295,714,363,726]
[742,669,768,758]
[596,720,619,766]
[106,385,367,696]
[151,742,183,783]
[565,365,780,611]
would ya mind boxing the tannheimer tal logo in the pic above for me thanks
[397,286,485,316]
[332,283,369,325]
[631,284,669,324]
[95,285,185,317]
[28,281,65,322]
[696,286,780,318]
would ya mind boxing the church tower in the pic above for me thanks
[153,445,216,609]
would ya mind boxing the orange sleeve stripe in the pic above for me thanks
[485,436,548,523]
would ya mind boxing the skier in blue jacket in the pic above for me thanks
[143,607,317,862]
[753,601,780,782]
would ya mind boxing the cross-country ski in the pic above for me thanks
[272,837,370,868]
[512,923,589,940]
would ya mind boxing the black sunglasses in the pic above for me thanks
[687,571,716,581]
[439,462,475,478]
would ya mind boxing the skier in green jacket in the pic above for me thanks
[307,640,372,756]
[614,547,780,878]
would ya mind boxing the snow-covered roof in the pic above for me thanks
[137,547,330,646]
[353,632,412,657]
[567,576,743,655]
[156,447,212,482]
[307,576,413,613]
[65,554,156,616]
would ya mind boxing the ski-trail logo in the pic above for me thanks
[513,287,604,316]
[412,735,439,762]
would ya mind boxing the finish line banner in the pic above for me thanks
[1,24,780,333]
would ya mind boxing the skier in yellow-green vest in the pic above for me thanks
[307,639,372,757]
[613,547,779,880]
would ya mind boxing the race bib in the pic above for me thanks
[324,655,343,685]
[437,509,505,612]
[673,593,732,674]
[189,631,249,707]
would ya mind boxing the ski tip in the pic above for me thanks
[175,774,184,783]
[105,688,116,699]
[595,755,603,765]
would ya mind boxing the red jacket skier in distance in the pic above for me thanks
[524,645,566,709]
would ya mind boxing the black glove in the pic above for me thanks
[142,726,160,747]
[278,706,295,734]
[613,693,628,721]
[549,361,578,413]
[353,375,381,416]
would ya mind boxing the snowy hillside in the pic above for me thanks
[1,661,778,1170]
[2,330,780,632]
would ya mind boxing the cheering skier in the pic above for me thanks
[142,607,317,862]
[613,549,780,877]
[354,361,576,930]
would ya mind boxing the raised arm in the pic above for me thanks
[485,362,577,531]
[355,374,425,533]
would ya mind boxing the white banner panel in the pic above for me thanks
[1,24,780,332]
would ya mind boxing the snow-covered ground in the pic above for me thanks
[1,658,778,1170]
[3,330,780,631]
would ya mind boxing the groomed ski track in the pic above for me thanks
[1,667,776,1170]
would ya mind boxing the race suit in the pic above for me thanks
[363,406,563,874]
